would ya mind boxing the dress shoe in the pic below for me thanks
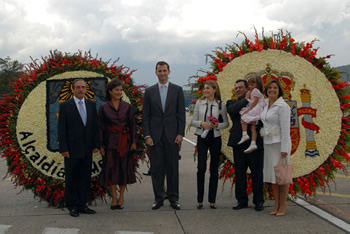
[111,205,118,210]
[276,212,286,216]
[143,170,151,176]
[69,208,79,217]
[170,201,181,210]
[197,203,203,209]
[116,205,124,210]
[210,204,217,209]
[255,203,264,211]
[152,201,163,210]
[79,206,96,214]
[232,202,248,210]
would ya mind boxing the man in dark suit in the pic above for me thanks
[226,79,264,212]
[142,61,185,210]
[58,79,99,217]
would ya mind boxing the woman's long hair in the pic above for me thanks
[200,80,221,102]
[248,75,264,93]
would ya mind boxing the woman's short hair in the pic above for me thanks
[264,80,284,98]
[105,79,124,101]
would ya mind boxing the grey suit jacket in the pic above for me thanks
[142,82,186,145]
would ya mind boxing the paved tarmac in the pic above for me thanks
[0,113,350,233]
[0,138,348,234]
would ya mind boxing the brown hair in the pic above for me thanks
[264,80,284,98]
[105,79,124,101]
[248,75,263,93]
[201,80,221,101]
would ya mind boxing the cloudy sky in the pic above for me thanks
[1,0,349,87]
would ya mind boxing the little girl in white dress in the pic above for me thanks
[237,76,265,153]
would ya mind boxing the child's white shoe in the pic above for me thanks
[244,144,258,153]
[237,135,250,145]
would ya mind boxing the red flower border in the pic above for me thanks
[191,30,350,199]
[0,50,146,207]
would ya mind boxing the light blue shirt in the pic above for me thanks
[73,96,86,117]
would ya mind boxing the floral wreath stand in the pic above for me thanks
[0,51,146,207]
[191,30,350,199]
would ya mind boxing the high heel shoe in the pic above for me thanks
[269,210,278,215]
[111,200,118,210]
[276,211,286,216]
[276,204,287,216]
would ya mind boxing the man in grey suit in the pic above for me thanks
[142,61,186,210]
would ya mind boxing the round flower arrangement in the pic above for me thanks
[191,30,350,199]
[0,51,146,207]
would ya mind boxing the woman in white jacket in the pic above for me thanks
[260,80,291,216]
[191,80,229,209]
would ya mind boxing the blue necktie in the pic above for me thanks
[161,85,166,112]
[78,100,87,126]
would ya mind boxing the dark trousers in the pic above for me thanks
[64,156,92,210]
[233,141,264,205]
[197,131,221,203]
[150,131,179,203]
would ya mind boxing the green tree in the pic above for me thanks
[0,57,24,94]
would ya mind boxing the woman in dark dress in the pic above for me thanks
[98,79,137,210]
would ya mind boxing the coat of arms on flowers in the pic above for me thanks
[244,64,320,158]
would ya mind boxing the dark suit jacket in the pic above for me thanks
[226,98,263,149]
[142,82,185,145]
[58,98,99,158]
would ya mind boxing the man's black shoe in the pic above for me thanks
[69,208,79,217]
[255,203,264,211]
[79,206,96,214]
[232,202,248,210]
[170,201,181,210]
[152,201,164,210]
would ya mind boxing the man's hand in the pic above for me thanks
[61,152,70,159]
[175,135,183,145]
[145,137,154,147]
